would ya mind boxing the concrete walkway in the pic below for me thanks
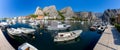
[0,29,15,50]
[94,25,120,50]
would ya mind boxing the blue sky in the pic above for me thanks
[0,0,120,18]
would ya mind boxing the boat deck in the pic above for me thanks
[0,29,15,50]
[94,25,120,50]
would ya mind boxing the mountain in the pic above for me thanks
[75,12,89,18]
[60,7,77,19]
[43,5,61,18]
[34,6,44,16]
[95,13,103,18]
[102,9,120,21]
[34,5,99,20]
[75,12,97,20]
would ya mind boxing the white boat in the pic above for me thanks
[7,28,22,36]
[29,22,39,26]
[18,20,22,23]
[0,22,9,27]
[6,19,12,25]
[22,20,27,24]
[47,22,71,30]
[81,21,84,25]
[31,25,38,29]
[18,43,38,50]
[0,22,10,30]
[7,28,35,37]
[11,20,16,25]
[20,28,35,34]
[7,21,12,25]
[98,26,106,32]
[54,30,82,42]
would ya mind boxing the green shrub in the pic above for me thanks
[115,23,120,32]
[58,11,65,20]
[29,14,38,19]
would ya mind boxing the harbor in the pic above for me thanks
[1,0,120,50]
[94,25,120,50]
[1,20,120,50]
[0,20,102,50]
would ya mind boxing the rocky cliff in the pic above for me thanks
[102,9,120,21]
[43,5,61,18]
[34,6,44,16]
[34,5,100,20]
[60,7,77,19]
[75,12,97,20]
[95,13,103,18]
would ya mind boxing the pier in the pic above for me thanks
[94,25,120,50]
[0,29,15,50]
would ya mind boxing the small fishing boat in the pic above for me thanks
[0,22,9,27]
[0,22,10,30]
[7,28,22,38]
[18,43,38,50]
[81,21,84,25]
[11,20,16,25]
[22,20,27,24]
[6,19,12,25]
[97,26,106,33]
[89,26,96,31]
[54,30,82,42]
[29,22,39,26]
[7,28,35,38]
[47,22,71,30]
[20,28,35,34]
[31,25,38,29]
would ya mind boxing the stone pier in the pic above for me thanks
[0,29,15,50]
[94,25,120,50]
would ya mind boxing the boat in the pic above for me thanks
[22,20,27,24]
[18,43,38,50]
[89,22,101,31]
[29,22,39,26]
[31,25,38,29]
[6,19,12,25]
[0,22,10,30]
[54,30,82,42]
[0,22,9,27]
[81,21,84,25]
[11,20,16,25]
[7,28,35,38]
[47,22,71,30]
[89,26,96,31]
[20,28,35,34]
[97,26,106,33]
[7,28,22,38]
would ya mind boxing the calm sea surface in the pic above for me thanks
[3,21,101,50]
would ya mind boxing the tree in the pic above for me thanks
[58,11,65,20]
[110,16,115,25]
[29,14,38,19]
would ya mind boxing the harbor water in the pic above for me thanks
[2,21,101,50]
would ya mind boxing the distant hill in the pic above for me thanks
[34,5,79,19]
[34,5,120,21]
[102,9,120,21]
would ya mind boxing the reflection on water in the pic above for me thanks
[55,37,81,45]
[3,20,101,50]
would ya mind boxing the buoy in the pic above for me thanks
[32,36,35,39]
[40,33,42,35]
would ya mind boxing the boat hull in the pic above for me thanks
[54,30,82,42]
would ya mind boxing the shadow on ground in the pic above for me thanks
[111,27,120,45]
